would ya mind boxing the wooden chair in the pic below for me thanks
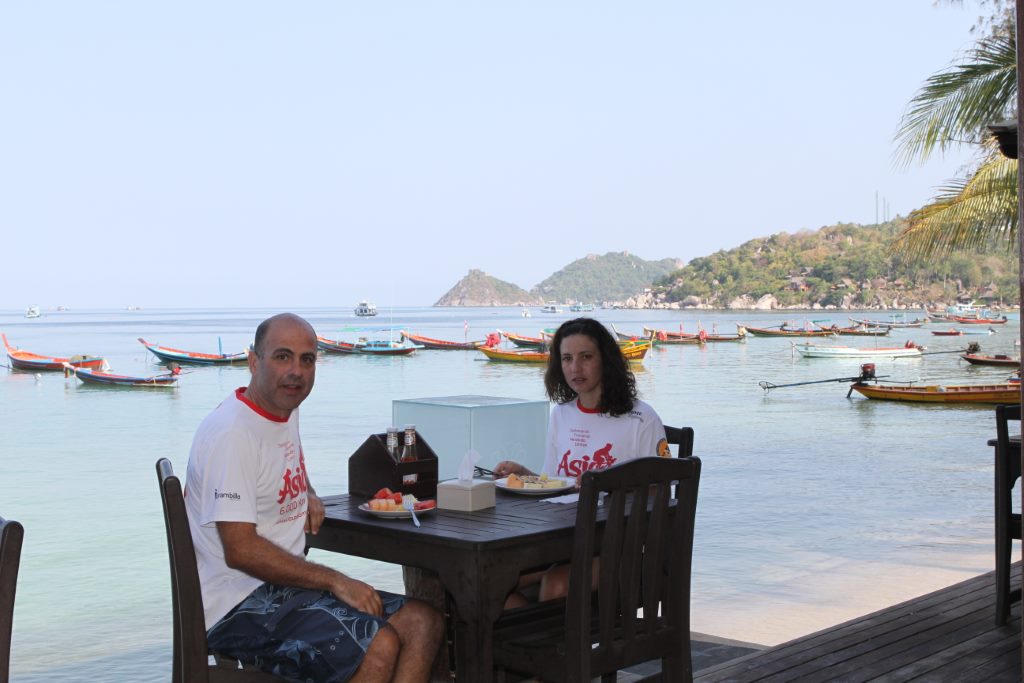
[0,515,24,683]
[994,404,1021,625]
[493,456,701,683]
[156,458,285,682]
[665,425,694,458]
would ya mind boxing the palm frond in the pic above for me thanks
[894,33,1016,165]
[891,153,1018,258]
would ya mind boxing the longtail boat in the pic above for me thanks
[698,329,747,343]
[931,329,964,336]
[642,325,701,341]
[737,325,835,338]
[317,335,420,356]
[960,353,1020,367]
[64,362,179,388]
[479,342,650,364]
[400,331,487,350]
[478,347,549,363]
[815,323,890,337]
[499,330,546,349]
[847,317,929,327]
[138,338,248,365]
[849,382,1020,403]
[3,333,105,371]
[795,342,922,359]
[949,315,1009,324]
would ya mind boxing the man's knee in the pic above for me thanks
[362,623,401,667]
[398,598,444,635]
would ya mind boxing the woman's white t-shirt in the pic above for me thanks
[540,398,669,479]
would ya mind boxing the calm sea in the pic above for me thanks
[1,306,1019,681]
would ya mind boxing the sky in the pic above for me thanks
[0,2,992,308]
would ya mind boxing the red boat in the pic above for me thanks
[3,333,106,371]
[931,329,964,336]
[949,315,1009,324]
[400,331,496,350]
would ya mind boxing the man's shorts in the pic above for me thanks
[206,582,406,683]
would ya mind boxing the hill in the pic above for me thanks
[531,251,681,303]
[434,269,541,306]
[652,220,1019,309]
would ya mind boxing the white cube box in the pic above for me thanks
[392,395,549,481]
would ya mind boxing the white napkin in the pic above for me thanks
[541,492,603,505]
[458,448,480,483]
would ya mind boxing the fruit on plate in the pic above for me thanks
[366,490,435,512]
[505,473,566,490]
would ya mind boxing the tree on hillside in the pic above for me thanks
[892,27,1017,258]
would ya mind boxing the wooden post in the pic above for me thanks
[1016,0,1024,666]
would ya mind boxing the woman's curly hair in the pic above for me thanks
[543,317,637,416]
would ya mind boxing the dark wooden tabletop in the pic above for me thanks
[309,490,584,683]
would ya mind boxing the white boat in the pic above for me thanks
[24,305,41,319]
[354,300,378,317]
[794,342,923,359]
[541,304,562,314]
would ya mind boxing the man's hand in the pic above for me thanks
[332,575,383,616]
[306,492,325,535]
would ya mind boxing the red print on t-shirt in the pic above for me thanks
[556,443,617,477]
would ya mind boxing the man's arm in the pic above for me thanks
[217,521,383,616]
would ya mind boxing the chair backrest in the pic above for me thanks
[664,425,694,458]
[157,458,215,683]
[995,404,1021,480]
[0,515,24,683]
[566,456,701,682]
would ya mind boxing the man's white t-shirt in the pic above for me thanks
[185,388,310,630]
[541,399,669,478]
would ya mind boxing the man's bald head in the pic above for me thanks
[253,313,316,358]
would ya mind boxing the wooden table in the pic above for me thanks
[307,492,581,683]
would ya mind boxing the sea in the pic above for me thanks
[1,305,1020,682]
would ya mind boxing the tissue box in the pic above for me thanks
[437,479,496,511]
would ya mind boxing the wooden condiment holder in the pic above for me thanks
[348,432,439,500]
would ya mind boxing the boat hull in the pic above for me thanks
[795,344,922,359]
[401,332,484,350]
[138,338,248,365]
[479,342,649,363]
[3,333,105,371]
[960,354,1020,367]
[739,325,835,338]
[850,383,1020,403]
[66,364,177,387]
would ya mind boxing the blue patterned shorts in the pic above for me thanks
[207,582,406,683]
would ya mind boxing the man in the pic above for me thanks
[185,313,442,683]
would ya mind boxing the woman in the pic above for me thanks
[493,317,669,604]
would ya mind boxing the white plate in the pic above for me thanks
[358,502,436,519]
[494,476,575,496]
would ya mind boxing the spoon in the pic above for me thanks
[403,498,421,527]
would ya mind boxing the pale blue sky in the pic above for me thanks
[0,2,987,308]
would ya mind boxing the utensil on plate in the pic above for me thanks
[403,498,421,527]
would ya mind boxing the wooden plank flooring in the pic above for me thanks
[694,565,1021,682]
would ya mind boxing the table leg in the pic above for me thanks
[438,560,522,683]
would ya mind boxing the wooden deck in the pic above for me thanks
[694,564,1021,682]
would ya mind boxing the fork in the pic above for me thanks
[403,498,421,527]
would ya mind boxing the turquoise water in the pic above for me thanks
[1,306,1019,681]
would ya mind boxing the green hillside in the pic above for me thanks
[655,220,1019,308]
[532,251,681,304]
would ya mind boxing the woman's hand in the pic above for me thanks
[493,460,528,478]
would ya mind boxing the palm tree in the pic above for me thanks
[892,32,1017,257]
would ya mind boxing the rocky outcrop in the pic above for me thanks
[434,269,542,307]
